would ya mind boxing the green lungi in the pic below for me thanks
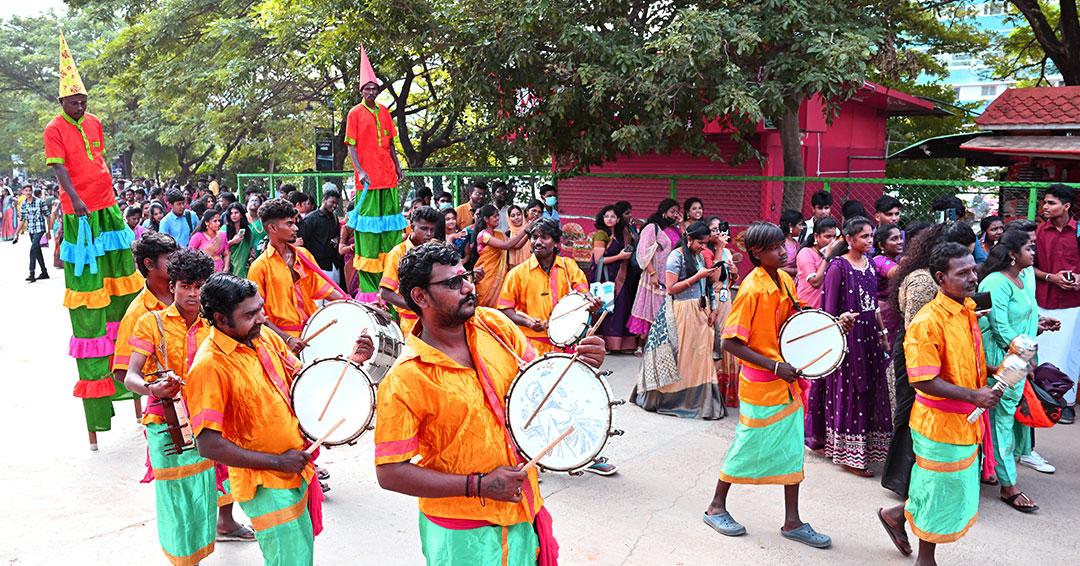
[418,513,539,566]
[239,483,314,566]
[62,206,140,431]
[990,377,1026,487]
[719,395,804,485]
[146,422,217,566]
[905,430,979,544]
[347,187,406,302]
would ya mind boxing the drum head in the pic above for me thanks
[778,310,846,378]
[301,301,376,366]
[548,293,591,347]
[506,354,613,472]
[291,358,375,446]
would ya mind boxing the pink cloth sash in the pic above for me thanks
[294,250,348,299]
[915,393,997,479]
[740,365,809,408]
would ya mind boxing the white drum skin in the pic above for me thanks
[778,310,848,378]
[291,357,376,446]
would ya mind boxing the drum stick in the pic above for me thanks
[797,348,833,373]
[784,312,854,344]
[305,417,346,454]
[548,301,589,323]
[318,340,361,421]
[301,318,339,345]
[524,311,608,429]
[520,427,574,472]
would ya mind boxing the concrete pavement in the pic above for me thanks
[0,237,1076,565]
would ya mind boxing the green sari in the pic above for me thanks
[230,218,267,278]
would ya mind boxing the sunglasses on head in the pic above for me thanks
[427,270,475,290]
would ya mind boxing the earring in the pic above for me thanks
[1010,257,1016,266]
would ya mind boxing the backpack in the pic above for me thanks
[1015,363,1074,428]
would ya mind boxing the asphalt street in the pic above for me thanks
[1,237,1076,565]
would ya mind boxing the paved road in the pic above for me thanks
[1,238,1076,565]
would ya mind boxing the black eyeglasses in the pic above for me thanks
[427,270,475,290]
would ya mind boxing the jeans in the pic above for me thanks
[29,231,47,275]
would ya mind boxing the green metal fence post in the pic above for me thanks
[453,175,462,207]
[823,180,831,193]
[1027,186,1038,221]
[669,178,677,200]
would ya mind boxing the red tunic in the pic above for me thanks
[43,112,116,214]
[344,101,398,190]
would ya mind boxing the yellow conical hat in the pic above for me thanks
[58,30,87,98]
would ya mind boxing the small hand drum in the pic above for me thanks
[301,300,404,383]
[548,292,592,348]
[290,357,376,446]
[968,354,1029,423]
[778,310,848,378]
[505,353,624,473]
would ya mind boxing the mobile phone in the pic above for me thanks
[1065,271,1076,283]
[237,228,246,238]
[972,291,992,313]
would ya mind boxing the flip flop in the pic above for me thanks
[217,525,256,542]
[584,462,618,476]
[980,476,999,486]
[703,512,746,537]
[877,508,911,556]
[1001,492,1039,513]
[317,467,331,481]
[840,464,874,478]
[780,523,831,549]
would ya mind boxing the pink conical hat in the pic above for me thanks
[358,45,380,90]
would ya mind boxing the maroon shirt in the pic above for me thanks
[1034,216,1080,310]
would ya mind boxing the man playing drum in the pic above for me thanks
[248,198,349,355]
[374,242,606,565]
[704,222,854,547]
[123,250,253,564]
[379,205,441,336]
[878,242,1002,564]
[185,273,373,566]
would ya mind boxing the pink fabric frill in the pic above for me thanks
[69,334,115,359]
[105,321,120,341]
[353,291,379,303]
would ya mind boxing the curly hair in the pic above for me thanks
[258,197,297,222]
[132,231,179,276]
[398,242,461,313]
[200,273,260,328]
[167,249,215,284]
[887,222,974,313]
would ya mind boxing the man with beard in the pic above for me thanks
[878,242,1002,564]
[185,273,373,565]
[248,198,348,354]
[374,242,606,565]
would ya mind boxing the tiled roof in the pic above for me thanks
[976,87,1080,130]
[960,135,1080,157]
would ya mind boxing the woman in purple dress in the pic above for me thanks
[591,205,637,351]
[805,216,892,477]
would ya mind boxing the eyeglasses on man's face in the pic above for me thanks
[427,270,475,290]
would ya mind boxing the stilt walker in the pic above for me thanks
[345,46,407,302]
[45,31,141,449]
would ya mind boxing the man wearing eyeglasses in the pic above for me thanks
[373,242,606,564]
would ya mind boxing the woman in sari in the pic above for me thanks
[472,204,531,307]
[506,205,531,269]
[633,221,724,419]
[0,188,17,241]
[188,209,229,273]
[628,198,682,337]
[223,203,253,277]
[245,193,267,255]
[590,205,635,351]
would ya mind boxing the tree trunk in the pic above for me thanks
[334,112,348,171]
[778,107,806,214]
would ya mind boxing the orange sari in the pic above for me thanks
[474,229,509,307]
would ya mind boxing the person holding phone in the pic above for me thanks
[590,205,636,352]
[633,221,725,419]
[224,203,252,277]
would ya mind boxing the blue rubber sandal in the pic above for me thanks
[781,523,831,548]
[703,512,746,536]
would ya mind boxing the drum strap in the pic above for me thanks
[782,281,805,313]
[152,311,169,373]
[473,316,527,369]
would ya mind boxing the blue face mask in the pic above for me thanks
[440,202,453,210]
[545,196,557,207]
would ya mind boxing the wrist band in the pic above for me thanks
[773,360,779,374]
[1045,273,1051,282]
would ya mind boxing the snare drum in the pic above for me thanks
[778,309,847,378]
[291,357,376,446]
[548,292,592,348]
[505,353,624,473]
[301,300,404,383]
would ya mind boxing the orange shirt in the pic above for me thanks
[498,255,589,341]
[43,112,116,214]
[112,284,167,373]
[248,244,335,336]
[127,304,211,426]
[721,267,803,406]
[185,327,313,503]
[905,291,987,445]
[380,239,417,335]
[374,308,543,525]
[454,203,476,229]
[344,101,398,190]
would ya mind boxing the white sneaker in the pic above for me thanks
[1019,451,1055,474]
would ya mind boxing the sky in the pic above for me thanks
[0,0,67,18]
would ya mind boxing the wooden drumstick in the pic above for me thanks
[784,312,855,344]
[520,427,574,472]
[318,340,362,421]
[301,318,339,346]
[797,348,833,373]
[548,301,590,323]
[524,311,608,429]
[305,417,346,454]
